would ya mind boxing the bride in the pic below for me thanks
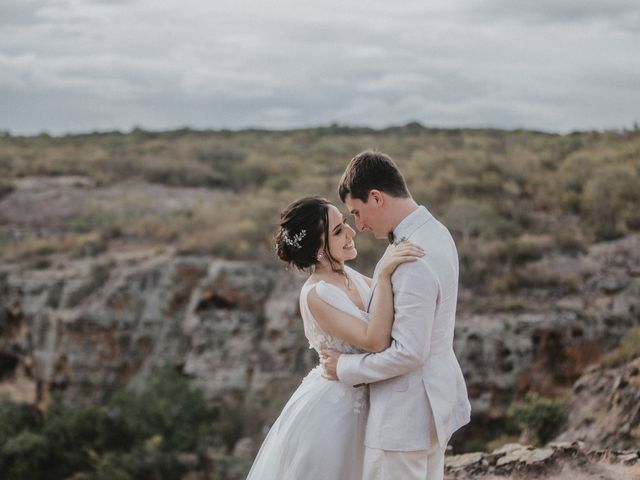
[246,196,423,480]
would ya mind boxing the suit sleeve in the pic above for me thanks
[336,260,439,387]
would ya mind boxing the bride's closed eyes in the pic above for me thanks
[334,218,348,236]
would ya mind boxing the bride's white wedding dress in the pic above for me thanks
[246,265,370,480]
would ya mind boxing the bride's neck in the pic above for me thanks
[312,261,352,290]
[314,261,345,275]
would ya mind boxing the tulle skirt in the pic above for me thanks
[246,366,368,480]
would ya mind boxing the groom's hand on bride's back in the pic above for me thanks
[320,349,341,380]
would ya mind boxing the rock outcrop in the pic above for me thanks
[0,252,314,410]
[445,442,640,479]
[0,230,639,452]
[455,234,640,419]
[555,357,640,450]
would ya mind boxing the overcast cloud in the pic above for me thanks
[1,0,639,134]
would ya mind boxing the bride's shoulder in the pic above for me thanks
[302,274,326,292]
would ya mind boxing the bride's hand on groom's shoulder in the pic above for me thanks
[378,241,425,279]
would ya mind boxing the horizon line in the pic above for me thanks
[2,120,640,139]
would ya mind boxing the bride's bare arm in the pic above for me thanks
[307,242,423,353]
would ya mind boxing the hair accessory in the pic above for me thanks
[282,229,306,249]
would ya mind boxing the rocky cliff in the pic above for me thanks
[442,354,640,478]
[0,251,314,412]
[556,357,640,450]
[0,233,639,451]
[456,234,640,420]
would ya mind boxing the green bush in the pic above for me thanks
[1,431,50,480]
[40,395,135,479]
[0,398,41,449]
[0,365,224,480]
[508,393,567,446]
[111,364,213,452]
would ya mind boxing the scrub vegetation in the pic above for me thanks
[2,124,639,303]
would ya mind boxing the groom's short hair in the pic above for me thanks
[339,150,410,203]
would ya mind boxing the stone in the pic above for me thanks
[617,452,639,465]
[524,447,555,464]
[445,443,640,479]
[445,452,484,470]
[555,357,640,450]
[496,446,532,467]
[598,270,630,293]
[492,442,530,455]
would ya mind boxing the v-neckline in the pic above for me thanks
[308,267,367,313]
[344,267,367,312]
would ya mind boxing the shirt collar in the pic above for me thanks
[389,205,432,244]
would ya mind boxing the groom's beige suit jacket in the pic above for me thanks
[337,206,471,451]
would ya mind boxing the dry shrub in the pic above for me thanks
[2,232,107,261]
[601,327,640,368]
[0,178,14,199]
[177,218,260,259]
[489,265,580,294]
[486,235,556,266]
[581,165,640,240]
[139,157,226,187]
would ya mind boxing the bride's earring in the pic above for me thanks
[317,252,325,262]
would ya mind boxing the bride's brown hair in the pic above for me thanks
[275,196,342,273]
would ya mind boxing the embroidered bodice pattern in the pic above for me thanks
[299,266,371,413]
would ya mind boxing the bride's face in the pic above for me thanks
[323,204,357,263]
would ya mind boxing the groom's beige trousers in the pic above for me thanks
[363,442,446,480]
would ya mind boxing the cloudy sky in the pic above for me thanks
[1,0,639,135]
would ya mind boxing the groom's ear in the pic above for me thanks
[369,189,384,206]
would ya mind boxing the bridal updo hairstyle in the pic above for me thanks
[275,196,341,272]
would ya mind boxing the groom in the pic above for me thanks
[321,151,471,480]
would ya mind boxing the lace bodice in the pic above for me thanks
[299,265,370,355]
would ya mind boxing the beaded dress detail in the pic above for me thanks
[299,266,370,355]
[246,265,371,480]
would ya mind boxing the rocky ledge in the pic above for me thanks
[556,356,640,450]
[445,442,640,479]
